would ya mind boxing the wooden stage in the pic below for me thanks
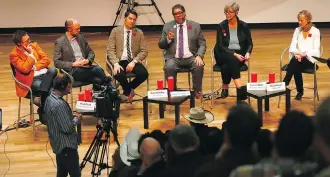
[0,29,329,176]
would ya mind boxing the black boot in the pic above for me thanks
[236,86,248,101]
[220,89,229,99]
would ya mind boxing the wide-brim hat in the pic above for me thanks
[183,107,214,124]
[120,128,141,166]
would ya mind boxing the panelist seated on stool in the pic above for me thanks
[9,30,58,124]
[158,4,206,99]
[106,10,149,103]
[54,18,112,90]
[214,2,253,101]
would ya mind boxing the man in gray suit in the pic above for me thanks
[158,4,206,98]
[54,19,110,87]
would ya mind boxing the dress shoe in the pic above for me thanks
[295,92,303,100]
[195,91,202,99]
[127,90,135,103]
[220,89,229,99]
[237,86,248,100]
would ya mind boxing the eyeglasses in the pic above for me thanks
[224,11,235,15]
[173,11,184,16]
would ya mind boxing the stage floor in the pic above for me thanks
[0,28,329,176]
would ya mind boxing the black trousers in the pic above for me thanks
[27,67,58,106]
[72,65,107,85]
[114,60,149,95]
[56,148,81,177]
[215,51,245,85]
[283,57,314,93]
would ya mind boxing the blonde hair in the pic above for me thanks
[297,10,313,31]
[224,2,240,13]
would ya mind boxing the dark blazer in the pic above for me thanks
[54,33,95,71]
[214,18,253,59]
[158,20,206,59]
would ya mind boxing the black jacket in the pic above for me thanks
[214,18,253,58]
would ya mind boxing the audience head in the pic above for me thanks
[297,10,313,31]
[65,18,80,37]
[12,30,30,47]
[225,104,261,149]
[315,97,330,162]
[205,127,223,155]
[256,129,273,159]
[172,4,186,24]
[138,130,167,153]
[224,2,239,20]
[139,137,163,168]
[124,9,138,30]
[120,128,142,166]
[274,110,315,159]
[169,124,200,154]
[53,74,72,95]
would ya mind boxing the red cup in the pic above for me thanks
[157,79,164,90]
[251,72,258,83]
[78,92,85,101]
[269,72,275,83]
[85,89,92,102]
[167,77,174,91]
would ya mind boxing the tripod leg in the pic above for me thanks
[110,121,120,146]
[95,136,110,176]
[112,0,125,26]
[150,0,165,24]
[80,128,102,170]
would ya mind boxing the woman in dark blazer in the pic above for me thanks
[214,2,253,101]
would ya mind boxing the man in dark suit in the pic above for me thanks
[54,19,110,86]
[158,4,206,99]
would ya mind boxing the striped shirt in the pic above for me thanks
[44,90,78,155]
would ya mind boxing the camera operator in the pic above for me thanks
[44,74,82,177]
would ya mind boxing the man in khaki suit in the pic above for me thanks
[107,10,148,102]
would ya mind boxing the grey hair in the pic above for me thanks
[169,125,200,152]
[224,2,240,13]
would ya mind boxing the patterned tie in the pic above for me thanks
[178,24,184,58]
[126,31,132,62]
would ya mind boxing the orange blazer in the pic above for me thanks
[9,42,50,97]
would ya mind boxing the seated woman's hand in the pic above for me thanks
[234,53,245,62]
[294,54,302,62]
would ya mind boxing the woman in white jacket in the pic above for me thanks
[283,10,320,100]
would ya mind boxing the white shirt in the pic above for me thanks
[120,27,133,61]
[167,21,193,58]
[289,26,320,63]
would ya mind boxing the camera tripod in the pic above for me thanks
[80,119,120,177]
[112,0,165,26]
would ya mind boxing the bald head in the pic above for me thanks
[65,19,80,37]
[139,138,163,166]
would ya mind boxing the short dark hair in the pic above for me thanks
[275,110,315,158]
[53,74,72,91]
[169,125,200,152]
[172,4,185,15]
[256,129,273,159]
[316,97,330,146]
[225,104,261,148]
[125,9,138,18]
[12,30,27,45]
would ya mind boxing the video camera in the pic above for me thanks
[95,85,121,121]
